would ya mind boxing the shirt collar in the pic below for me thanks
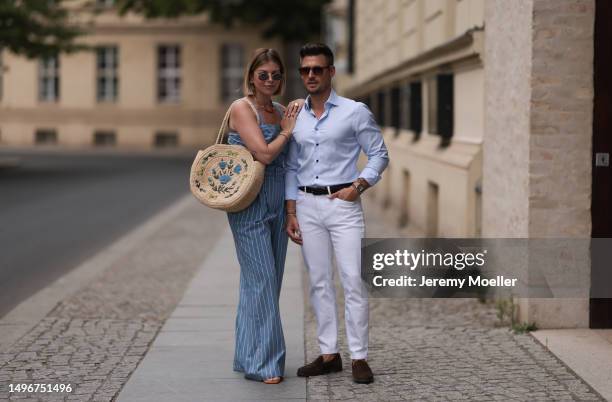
[305,89,339,111]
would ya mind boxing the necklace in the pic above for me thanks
[253,97,274,113]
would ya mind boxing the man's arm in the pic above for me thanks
[354,102,389,186]
[285,136,299,201]
[328,103,388,202]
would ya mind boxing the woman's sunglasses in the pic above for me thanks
[298,66,330,76]
[256,71,283,81]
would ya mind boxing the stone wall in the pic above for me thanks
[484,0,595,328]
[483,0,533,238]
[529,0,594,238]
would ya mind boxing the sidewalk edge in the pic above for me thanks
[0,193,195,354]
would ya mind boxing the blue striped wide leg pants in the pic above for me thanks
[226,168,288,381]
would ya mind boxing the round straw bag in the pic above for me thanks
[190,99,265,212]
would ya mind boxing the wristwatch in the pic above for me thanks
[352,181,366,195]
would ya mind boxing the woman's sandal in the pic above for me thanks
[262,376,283,384]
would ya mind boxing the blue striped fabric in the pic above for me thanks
[226,102,288,381]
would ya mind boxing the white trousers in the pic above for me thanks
[296,190,368,360]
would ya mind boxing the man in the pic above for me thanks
[285,43,389,384]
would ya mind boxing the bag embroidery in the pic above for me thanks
[192,151,250,199]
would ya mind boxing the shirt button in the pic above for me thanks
[316,176,319,179]
[316,160,319,163]
[316,143,319,146]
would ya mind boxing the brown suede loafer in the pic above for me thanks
[297,353,343,377]
[352,359,374,384]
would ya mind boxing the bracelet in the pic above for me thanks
[286,211,297,215]
[278,132,291,141]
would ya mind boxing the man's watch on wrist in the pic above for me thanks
[352,181,366,195]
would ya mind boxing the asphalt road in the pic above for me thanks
[0,149,197,318]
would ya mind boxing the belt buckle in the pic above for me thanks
[326,186,331,195]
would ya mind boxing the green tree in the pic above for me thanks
[0,0,86,59]
[115,0,331,42]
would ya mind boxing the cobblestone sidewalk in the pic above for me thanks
[0,196,227,401]
[302,196,604,402]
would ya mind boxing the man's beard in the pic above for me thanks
[305,81,328,95]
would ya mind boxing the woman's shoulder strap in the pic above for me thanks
[236,97,261,125]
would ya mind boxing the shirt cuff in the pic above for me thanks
[359,167,382,187]
[285,176,298,200]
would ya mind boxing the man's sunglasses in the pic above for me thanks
[256,71,283,81]
[298,66,330,76]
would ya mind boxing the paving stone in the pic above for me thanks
[0,201,227,401]
[303,198,605,402]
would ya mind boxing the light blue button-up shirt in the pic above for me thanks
[285,89,389,200]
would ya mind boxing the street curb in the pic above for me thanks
[531,330,612,401]
[0,193,195,354]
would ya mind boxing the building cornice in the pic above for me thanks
[345,27,484,97]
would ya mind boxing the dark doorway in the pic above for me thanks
[590,0,612,328]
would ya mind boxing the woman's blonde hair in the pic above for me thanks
[243,48,285,97]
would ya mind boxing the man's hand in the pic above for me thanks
[328,186,360,202]
[285,214,303,245]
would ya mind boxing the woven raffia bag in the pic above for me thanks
[190,99,265,212]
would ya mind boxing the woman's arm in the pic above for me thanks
[229,100,295,165]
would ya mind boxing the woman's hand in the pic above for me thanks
[285,214,303,245]
[290,98,306,109]
[280,101,302,134]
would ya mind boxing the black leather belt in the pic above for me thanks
[300,183,353,195]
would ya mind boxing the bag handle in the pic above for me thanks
[215,97,261,145]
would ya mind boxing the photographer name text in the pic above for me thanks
[372,275,517,288]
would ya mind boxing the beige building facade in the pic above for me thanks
[329,0,485,239]
[0,4,281,149]
[327,0,607,328]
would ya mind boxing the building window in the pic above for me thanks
[39,56,59,102]
[347,0,355,74]
[94,130,116,146]
[408,81,423,137]
[96,0,114,6]
[428,74,453,144]
[0,51,3,102]
[426,181,439,236]
[399,169,411,228]
[427,78,437,134]
[97,46,118,102]
[154,132,179,147]
[390,85,401,133]
[221,44,244,103]
[157,45,181,103]
[35,129,58,144]
[377,90,386,127]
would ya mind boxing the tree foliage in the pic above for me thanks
[116,0,331,42]
[0,0,87,59]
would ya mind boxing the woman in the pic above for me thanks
[225,48,301,384]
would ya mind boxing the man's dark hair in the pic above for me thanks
[299,43,334,66]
